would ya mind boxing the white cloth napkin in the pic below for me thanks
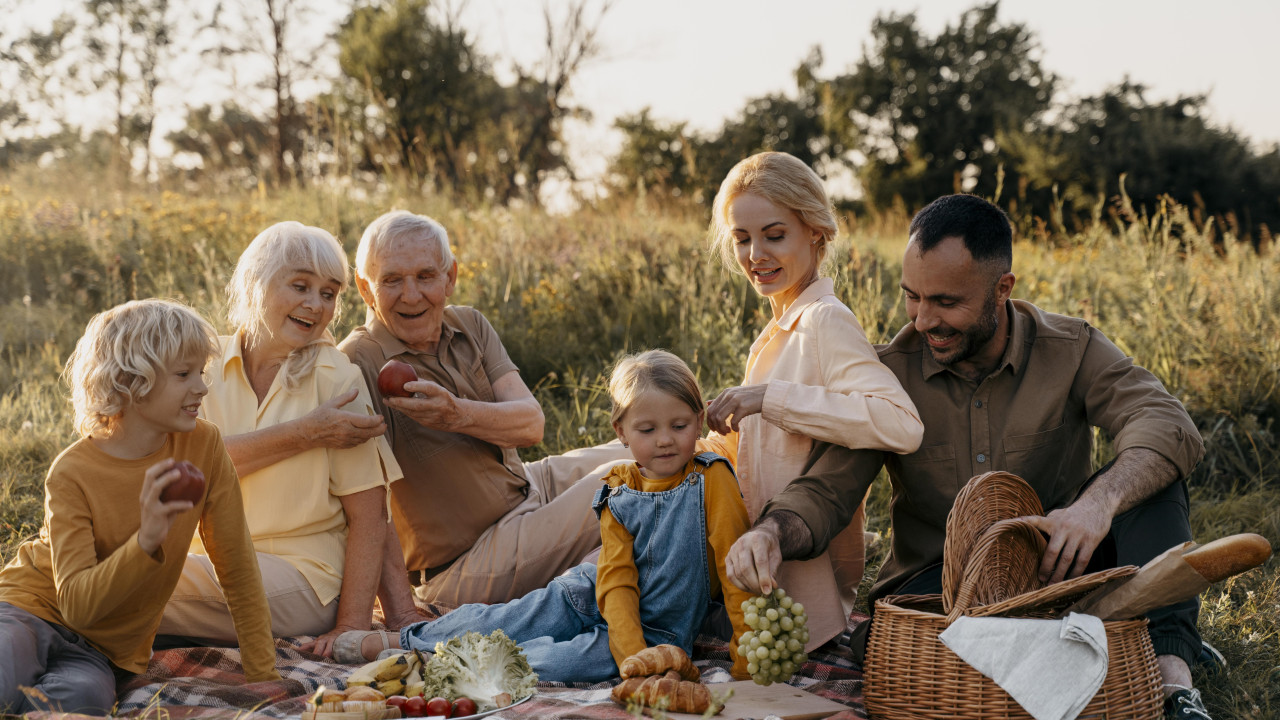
[938,612,1109,720]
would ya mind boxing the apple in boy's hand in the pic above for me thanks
[160,461,205,503]
[378,360,418,398]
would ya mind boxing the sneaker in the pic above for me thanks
[1165,686,1211,720]
[1196,640,1227,675]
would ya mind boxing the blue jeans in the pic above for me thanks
[400,564,622,683]
[0,602,117,714]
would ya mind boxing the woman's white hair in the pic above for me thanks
[355,210,453,280]
[227,221,349,390]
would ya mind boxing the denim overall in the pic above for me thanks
[398,453,727,683]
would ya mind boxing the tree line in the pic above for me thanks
[3,0,1277,242]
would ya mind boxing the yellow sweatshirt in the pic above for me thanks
[0,420,279,681]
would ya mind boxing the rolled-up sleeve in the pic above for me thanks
[759,443,886,560]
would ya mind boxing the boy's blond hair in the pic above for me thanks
[65,299,218,438]
[609,350,704,425]
[226,221,348,390]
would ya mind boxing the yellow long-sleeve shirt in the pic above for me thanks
[0,420,279,680]
[595,459,752,678]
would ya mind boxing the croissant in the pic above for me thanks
[619,644,700,681]
[611,671,717,714]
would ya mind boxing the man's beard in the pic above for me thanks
[925,287,1000,366]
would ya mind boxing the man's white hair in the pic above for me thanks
[356,210,453,279]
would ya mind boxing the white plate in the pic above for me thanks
[442,693,533,720]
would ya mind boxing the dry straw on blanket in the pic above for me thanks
[863,471,1164,720]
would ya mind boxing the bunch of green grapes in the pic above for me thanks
[736,587,809,686]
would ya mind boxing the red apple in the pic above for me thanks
[378,360,418,398]
[403,696,426,717]
[450,698,478,717]
[160,461,205,504]
[424,697,452,717]
[385,696,410,711]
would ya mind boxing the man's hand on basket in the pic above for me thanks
[1020,496,1112,585]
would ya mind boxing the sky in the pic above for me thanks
[11,0,1279,190]
[458,0,1280,180]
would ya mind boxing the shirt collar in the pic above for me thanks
[920,299,1028,381]
[363,309,459,361]
[217,327,341,380]
[774,277,836,331]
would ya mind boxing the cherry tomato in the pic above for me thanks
[450,698,478,717]
[424,697,452,717]
[403,696,427,717]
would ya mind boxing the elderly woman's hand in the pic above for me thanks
[706,384,767,435]
[303,388,387,449]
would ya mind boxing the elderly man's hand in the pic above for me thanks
[304,389,387,449]
[386,379,468,432]
[707,384,767,435]
[726,521,784,596]
[1020,495,1112,585]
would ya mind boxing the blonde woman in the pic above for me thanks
[158,221,419,658]
[703,152,924,651]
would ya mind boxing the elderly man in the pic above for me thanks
[726,194,1215,720]
[339,210,629,611]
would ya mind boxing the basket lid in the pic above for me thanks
[942,472,1044,613]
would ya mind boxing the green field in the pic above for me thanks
[0,181,1276,718]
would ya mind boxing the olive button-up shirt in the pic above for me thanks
[765,299,1205,601]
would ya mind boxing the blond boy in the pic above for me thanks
[0,299,279,714]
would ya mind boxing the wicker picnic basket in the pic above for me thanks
[863,471,1164,720]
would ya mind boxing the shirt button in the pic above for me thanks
[975,400,983,408]
[977,454,987,463]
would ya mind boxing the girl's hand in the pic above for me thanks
[706,385,767,434]
[138,458,196,555]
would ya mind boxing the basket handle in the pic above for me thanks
[944,518,1047,625]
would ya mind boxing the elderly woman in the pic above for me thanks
[702,152,924,651]
[158,221,420,657]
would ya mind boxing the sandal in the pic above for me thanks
[333,628,396,664]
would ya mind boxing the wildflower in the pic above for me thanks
[578,426,587,435]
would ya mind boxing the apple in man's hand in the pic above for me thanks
[378,360,418,398]
[160,461,205,504]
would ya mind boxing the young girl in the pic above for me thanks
[0,299,279,715]
[336,350,752,682]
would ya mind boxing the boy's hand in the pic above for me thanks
[138,458,196,555]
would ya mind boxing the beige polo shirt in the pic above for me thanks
[339,306,530,572]
[196,332,401,606]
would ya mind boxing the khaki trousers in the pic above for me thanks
[158,552,337,643]
[415,440,632,606]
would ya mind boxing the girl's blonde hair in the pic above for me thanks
[609,350,704,425]
[65,299,218,438]
[708,151,839,276]
[227,221,349,390]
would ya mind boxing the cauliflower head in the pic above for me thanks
[422,629,538,711]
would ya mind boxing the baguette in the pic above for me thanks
[619,644,700,681]
[1184,533,1272,582]
[611,670,717,714]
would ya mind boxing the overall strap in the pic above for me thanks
[591,482,617,519]
[690,451,742,495]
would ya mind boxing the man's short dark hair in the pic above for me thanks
[908,194,1013,270]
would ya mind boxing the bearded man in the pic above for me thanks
[726,193,1217,719]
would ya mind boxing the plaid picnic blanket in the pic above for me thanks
[99,610,868,720]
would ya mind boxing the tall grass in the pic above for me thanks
[0,180,1275,717]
